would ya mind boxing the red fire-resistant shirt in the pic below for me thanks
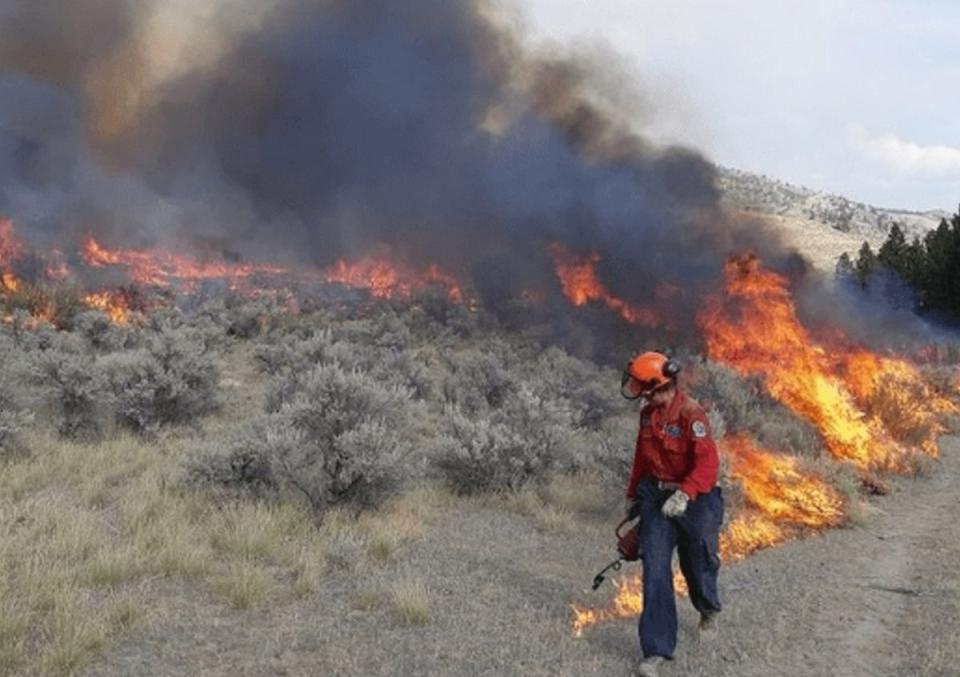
[625,389,719,500]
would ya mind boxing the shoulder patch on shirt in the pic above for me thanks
[692,420,708,438]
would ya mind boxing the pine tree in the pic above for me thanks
[839,205,960,325]
[877,223,925,288]
[835,252,855,283]
[853,241,877,288]
[920,213,960,321]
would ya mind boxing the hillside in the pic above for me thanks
[717,166,948,239]
[717,167,950,272]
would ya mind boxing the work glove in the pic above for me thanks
[661,490,690,518]
[624,497,639,520]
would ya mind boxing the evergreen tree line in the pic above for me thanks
[838,205,960,324]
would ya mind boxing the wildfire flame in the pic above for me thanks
[1,272,18,293]
[720,434,843,559]
[1,219,475,326]
[548,243,658,327]
[82,291,133,324]
[323,255,466,303]
[0,219,24,263]
[570,253,955,637]
[0,219,24,293]
[82,237,289,290]
[837,349,958,457]
[571,571,688,638]
[699,253,907,470]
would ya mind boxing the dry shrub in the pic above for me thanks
[2,281,86,328]
[862,375,944,452]
[254,329,344,377]
[23,317,222,438]
[441,347,517,414]
[197,294,286,339]
[525,347,622,430]
[101,324,221,433]
[186,362,419,512]
[180,430,275,498]
[257,324,435,407]
[30,347,110,440]
[435,386,576,493]
[0,336,31,456]
[70,310,131,353]
[531,503,577,533]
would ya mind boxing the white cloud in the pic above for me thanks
[850,125,960,177]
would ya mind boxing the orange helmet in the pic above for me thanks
[621,351,680,400]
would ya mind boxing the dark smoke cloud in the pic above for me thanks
[0,0,822,348]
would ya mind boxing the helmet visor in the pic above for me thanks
[621,372,664,400]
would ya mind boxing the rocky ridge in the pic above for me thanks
[717,166,949,241]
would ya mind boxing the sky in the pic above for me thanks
[517,0,960,212]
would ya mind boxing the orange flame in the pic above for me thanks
[45,249,71,282]
[82,291,132,324]
[0,219,25,263]
[82,237,470,304]
[1,272,19,293]
[572,253,954,637]
[82,237,289,290]
[836,349,957,457]
[571,571,689,638]
[727,435,844,529]
[720,434,843,561]
[0,219,25,293]
[323,255,466,303]
[548,243,658,326]
[698,253,906,470]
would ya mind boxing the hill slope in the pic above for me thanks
[717,166,950,272]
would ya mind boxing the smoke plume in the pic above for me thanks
[1,0,820,348]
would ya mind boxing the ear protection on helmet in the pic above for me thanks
[620,353,681,400]
[663,358,681,378]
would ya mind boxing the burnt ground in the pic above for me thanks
[82,437,960,677]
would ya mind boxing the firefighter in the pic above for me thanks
[621,351,723,677]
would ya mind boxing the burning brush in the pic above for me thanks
[0,219,476,327]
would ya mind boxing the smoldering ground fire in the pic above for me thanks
[1,0,957,641]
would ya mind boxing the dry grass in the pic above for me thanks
[0,425,445,676]
[387,575,432,626]
[290,545,326,597]
[352,583,386,612]
[530,504,577,533]
[212,562,276,610]
[541,472,612,518]
[493,472,613,534]
[78,546,145,587]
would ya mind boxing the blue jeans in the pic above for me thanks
[634,478,723,658]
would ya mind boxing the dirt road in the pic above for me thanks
[672,434,960,677]
[84,437,960,676]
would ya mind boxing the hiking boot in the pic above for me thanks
[637,655,665,677]
[698,611,718,641]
